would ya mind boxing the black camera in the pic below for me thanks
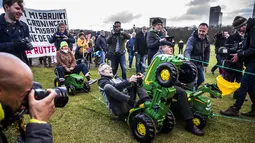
[218,42,242,60]
[23,82,69,108]
[112,25,123,34]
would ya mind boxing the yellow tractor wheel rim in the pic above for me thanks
[192,118,200,126]
[56,82,59,87]
[160,69,170,81]
[137,122,146,136]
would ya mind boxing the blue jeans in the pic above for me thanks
[233,62,255,110]
[57,63,89,78]
[111,53,127,79]
[128,50,134,68]
[100,51,105,64]
[136,54,146,73]
[196,66,205,87]
[211,54,222,74]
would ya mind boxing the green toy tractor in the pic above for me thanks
[54,69,90,95]
[127,54,184,143]
[127,54,223,142]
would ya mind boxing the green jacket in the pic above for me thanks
[106,33,130,55]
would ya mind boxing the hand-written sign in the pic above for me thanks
[20,8,68,58]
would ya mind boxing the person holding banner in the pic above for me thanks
[0,0,34,65]
[49,22,75,51]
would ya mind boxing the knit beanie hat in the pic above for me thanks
[60,41,68,48]
[232,16,247,29]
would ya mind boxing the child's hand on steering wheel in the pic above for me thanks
[70,67,74,71]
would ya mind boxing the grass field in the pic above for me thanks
[5,45,255,143]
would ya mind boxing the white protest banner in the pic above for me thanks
[20,8,68,58]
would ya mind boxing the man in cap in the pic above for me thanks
[223,16,247,99]
[147,18,168,65]
[220,17,255,117]
[152,38,205,136]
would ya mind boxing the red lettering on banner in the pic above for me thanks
[34,47,39,54]
[52,46,56,52]
[26,50,32,54]
[43,47,47,53]
[38,47,44,54]
[47,46,51,53]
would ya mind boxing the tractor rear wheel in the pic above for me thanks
[179,61,197,84]
[67,85,76,96]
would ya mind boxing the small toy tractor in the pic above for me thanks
[127,54,185,143]
[54,69,90,95]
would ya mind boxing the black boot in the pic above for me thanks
[220,106,239,116]
[241,110,255,117]
[185,119,204,136]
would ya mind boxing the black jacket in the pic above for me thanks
[0,13,30,65]
[95,35,108,52]
[49,31,75,51]
[98,75,131,91]
[0,123,52,143]
[134,31,148,55]
[146,31,164,53]
[106,33,130,55]
[214,36,227,54]
[238,18,255,65]
[184,30,210,67]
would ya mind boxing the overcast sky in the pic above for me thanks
[0,0,254,30]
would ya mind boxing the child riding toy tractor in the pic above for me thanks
[54,69,91,95]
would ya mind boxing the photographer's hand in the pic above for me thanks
[231,54,239,63]
[28,89,56,122]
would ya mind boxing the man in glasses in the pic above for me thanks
[0,53,56,142]
[184,23,210,88]
[0,0,34,65]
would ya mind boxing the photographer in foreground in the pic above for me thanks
[0,53,56,143]
[0,0,34,65]
[106,21,130,79]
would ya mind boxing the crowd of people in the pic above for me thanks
[0,0,255,142]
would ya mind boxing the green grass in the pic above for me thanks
[5,45,255,143]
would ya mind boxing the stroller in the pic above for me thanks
[75,46,91,70]
[93,50,102,67]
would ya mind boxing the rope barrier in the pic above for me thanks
[213,113,255,123]
[185,57,255,76]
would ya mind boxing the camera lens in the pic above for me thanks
[54,87,69,108]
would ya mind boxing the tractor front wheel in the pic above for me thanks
[193,113,206,130]
[83,82,91,93]
[67,85,76,96]
[131,113,156,143]
[160,109,176,133]
[156,62,178,88]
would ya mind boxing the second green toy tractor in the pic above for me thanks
[54,69,90,95]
